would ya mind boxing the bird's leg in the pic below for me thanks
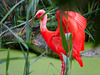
[60,61,65,75]
[63,62,65,75]
[60,69,63,75]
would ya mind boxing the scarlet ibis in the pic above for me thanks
[34,9,87,75]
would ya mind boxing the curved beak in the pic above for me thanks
[34,15,38,20]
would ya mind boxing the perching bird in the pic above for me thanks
[34,9,87,75]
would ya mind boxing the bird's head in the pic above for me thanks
[34,9,46,20]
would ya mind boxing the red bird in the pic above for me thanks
[34,9,87,75]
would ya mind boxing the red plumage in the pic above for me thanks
[34,9,87,75]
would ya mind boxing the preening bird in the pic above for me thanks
[34,9,87,75]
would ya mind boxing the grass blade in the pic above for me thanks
[83,8,100,17]
[26,0,39,42]
[0,56,35,64]
[29,51,46,67]
[88,1,91,12]
[85,29,95,41]
[6,49,10,75]
[59,12,69,53]
[47,0,53,6]
[60,12,73,75]
[65,33,73,61]
[0,0,24,23]
[24,0,39,74]
[62,53,69,75]
[50,62,60,72]
[90,0,95,11]
[19,43,26,59]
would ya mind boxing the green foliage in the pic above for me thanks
[0,0,56,75]
[59,12,73,75]
[4,25,28,49]
[25,0,39,74]
[6,49,10,75]
[0,0,25,24]
[83,0,100,42]
[0,0,28,25]
[0,0,100,75]
[59,12,69,53]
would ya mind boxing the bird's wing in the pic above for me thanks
[61,11,87,51]
[56,11,87,67]
[56,10,87,52]
[67,11,87,30]
[51,32,67,55]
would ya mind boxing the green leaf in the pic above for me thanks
[65,33,73,60]
[90,0,95,11]
[62,53,69,75]
[59,12,69,53]
[95,2,99,15]
[24,0,40,74]
[47,0,53,6]
[65,33,71,40]
[88,1,90,12]
[29,51,46,67]
[6,49,10,75]
[19,43,26,59]
[60,12,73,75]
[62,54,69,66]
[69,47,73,68]
[26,0,39,42]
[85,29,95,41]
[62,33,73,75]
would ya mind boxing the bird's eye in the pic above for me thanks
[39,13,41,15]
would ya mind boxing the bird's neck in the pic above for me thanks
[40,14,48,32]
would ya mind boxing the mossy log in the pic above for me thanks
[1,23,59,59]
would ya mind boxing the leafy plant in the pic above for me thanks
[59,11,73,75]
[0,0,100,75]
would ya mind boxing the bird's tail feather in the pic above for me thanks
[75,55,83,67]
